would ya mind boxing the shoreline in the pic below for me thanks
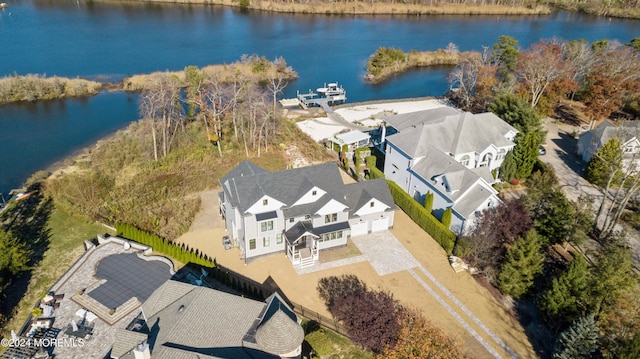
[103,0,552,16]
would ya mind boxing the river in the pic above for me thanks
[0,0,638,195]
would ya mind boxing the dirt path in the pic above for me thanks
[175,189,537,359]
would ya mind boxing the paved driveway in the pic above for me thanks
[542,121,602,203]
[543,121,640,262]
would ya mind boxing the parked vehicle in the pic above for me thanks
[222,235,232,250]
[538,146,546,155]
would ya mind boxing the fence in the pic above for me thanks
[289,301,347,336]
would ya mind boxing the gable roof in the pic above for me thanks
[587,120,640,146]
[111,329,148,358]
[385,108,516,157]
[410,145,498,218]
[343,178,397,215]
[135,281,304,359]
[221,162,346,214]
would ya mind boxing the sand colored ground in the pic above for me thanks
[176,190,537,359]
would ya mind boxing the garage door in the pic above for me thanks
[350,222,368,237]
[371,217,389,232]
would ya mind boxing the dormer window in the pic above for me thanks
[263,199,268,206]
[460,155,470,167]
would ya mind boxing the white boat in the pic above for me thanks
[0,3,7,8]
[316,82,346,99]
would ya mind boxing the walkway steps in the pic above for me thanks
[71,294,141,326]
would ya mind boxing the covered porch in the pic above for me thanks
[284,222,319,268]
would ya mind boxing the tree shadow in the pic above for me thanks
[0,183,54,323]
[551,131,588,177]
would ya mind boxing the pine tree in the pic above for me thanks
[539,256,590,326]
[553,314,600,359]
[512,131,540,179]
[424,191,434,213]
[498,230,545,298]
[585,137,623,187]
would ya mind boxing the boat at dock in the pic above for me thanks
[287,82,347,109]
[316,82,346,101]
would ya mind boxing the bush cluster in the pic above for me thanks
[0,74,101,104]
[386,180,456,253]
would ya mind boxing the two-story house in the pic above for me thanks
[382,107,517,234]
[577,120,640,171]
[219,161,396,267]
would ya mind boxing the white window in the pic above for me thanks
[312,190,317,196]
[261,221,273,232]
[370,201,375,208]
[262,199,268,205]
[460,155,470,167]
[496,149,506,160]
[325,213,338,224]
[276,233,283,244]
[263,237,270,246]
[249,239,256,250]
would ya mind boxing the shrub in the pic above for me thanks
[365,155,385,179]
[386,180,456,254]
[116,223,215,267]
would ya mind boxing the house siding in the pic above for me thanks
[384,142,414,193]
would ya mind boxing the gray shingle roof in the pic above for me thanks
[111,329,148,358]
[343,178,397,216]
[410,145,498,218]
[255,310,304,355]
[385,109,516,158]
[253,293,303,355]
[221,162,346,214]
[136,280,303,358]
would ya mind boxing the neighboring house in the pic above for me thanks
[382,107,518,234]
[577,120,640,168]
[111,280,304,359]
[219,161,396,267]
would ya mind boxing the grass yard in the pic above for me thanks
[1,202,112,339]
[302,320,374,359]
[318,240,362,263]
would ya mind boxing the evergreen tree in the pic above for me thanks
[585,137,623,187]
[512,131,540,179]
[553,314,600,359]
[498,230,545,298]
[423,191,434,213]
[531,189,574,244]
[0,229,31,288]
[488,94,543,136]
[442,208,452,228]
[539,256,590,326]
[492,35,520,83]
[499,150,517,182]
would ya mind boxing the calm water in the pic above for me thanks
[0,1,638,194]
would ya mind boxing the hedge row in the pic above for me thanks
[366,155,385,179]
[386,180,456,254]
[116,223,215,268]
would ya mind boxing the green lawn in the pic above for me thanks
[2,203,112,338]
[302,320,374,359]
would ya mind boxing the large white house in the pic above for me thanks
[219,161,396,267]
[382,107,518,234]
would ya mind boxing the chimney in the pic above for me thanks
[133,343,151,359]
